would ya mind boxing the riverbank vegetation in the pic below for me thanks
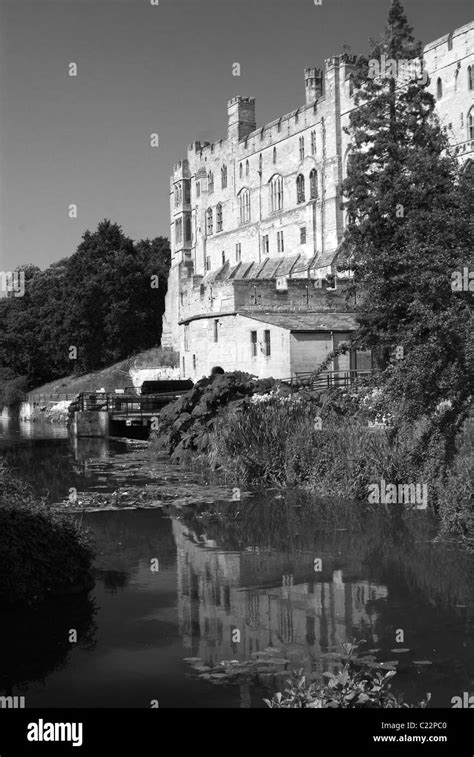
[0,464,94,607]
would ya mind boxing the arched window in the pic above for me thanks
[468,108,474,141]
[208,171,214,193]
[299,136,305,161]
[259,154,263,172]
[296,174,305,204]
[455,68,459,92]
[310,169,318,200]
[269,175,283,212]
[239,163,243,179]
[437,77,443,99]
[311,130,316,155]
[216,203,223,232]
[468,66,473,91]
[221,165,227,189]
[206,207,213,236]
[221,251,226,266]
[447,32,453,51]
[196,181,200,198]
[348,75,354,97]
[273,146,277,164]
[246,159,249,176]
[239,189,251,224]
[185,216,192,242]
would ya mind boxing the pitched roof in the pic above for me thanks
[237,311,357,331]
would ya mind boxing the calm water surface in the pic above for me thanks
[1,418,473,708]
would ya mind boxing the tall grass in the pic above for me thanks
[209,397,472,541]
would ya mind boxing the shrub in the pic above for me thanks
[151,371,276,462]
[0,463,95,607]
[435,451,472,541]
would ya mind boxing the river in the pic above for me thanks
[1,418,473,709]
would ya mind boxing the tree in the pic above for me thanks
[340,0,473,442]
[0,220,171,389]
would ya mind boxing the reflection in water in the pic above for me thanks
[0,423,130,502]
[0,418,68,441]
[174,519,388,672]
[171,500,474,706]
[0,423,473,708]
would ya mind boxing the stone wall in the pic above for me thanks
[163,21,474,357]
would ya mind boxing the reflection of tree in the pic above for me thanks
[2,440,82,502]
[0,593,97,695]
[87,509,176,574]
[96,569,129,593]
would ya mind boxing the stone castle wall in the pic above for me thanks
[162,21,474,355]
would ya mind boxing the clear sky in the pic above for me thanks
[0,0,471,271]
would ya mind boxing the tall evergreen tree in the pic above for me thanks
[341,0,473,436]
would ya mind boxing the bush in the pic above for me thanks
[0,464,95,607]
[151,371,276,462]
[264,642,431,709]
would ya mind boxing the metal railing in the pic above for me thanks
[281,369,377,391]
[27,393,79,403]
[74,391,187,416]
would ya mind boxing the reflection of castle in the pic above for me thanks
[173,520,388,670]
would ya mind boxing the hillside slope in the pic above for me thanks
[27,347,179,397]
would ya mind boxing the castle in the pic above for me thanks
[162,21,473,381]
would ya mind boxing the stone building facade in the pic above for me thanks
[162,21,473,380]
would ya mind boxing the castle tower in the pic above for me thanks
[161,159,192,353]
[227,97,256,141]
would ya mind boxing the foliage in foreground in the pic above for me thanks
[0,463,95,607]
[265,642,431,709]
[151,371,276,462]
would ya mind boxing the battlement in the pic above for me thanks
[423,20,473,53]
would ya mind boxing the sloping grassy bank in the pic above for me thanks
[0,464,95,607]
[23,346,178,398]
